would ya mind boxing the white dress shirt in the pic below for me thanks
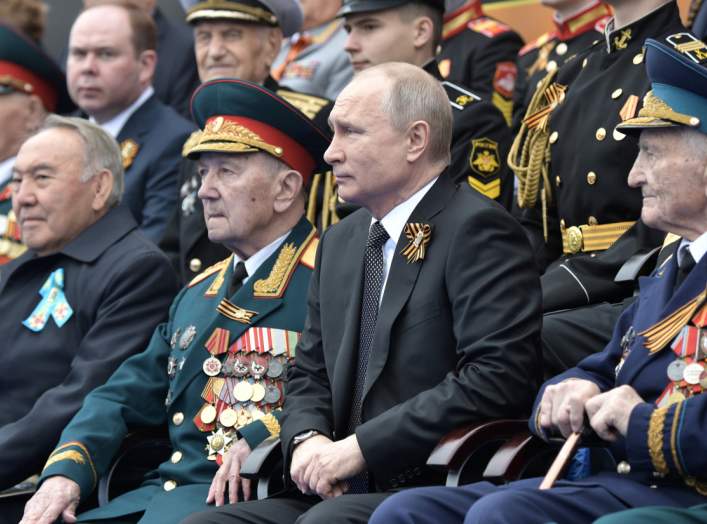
[232,231,290,284]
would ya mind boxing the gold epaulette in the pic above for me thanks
[519,31,554,57]
[277,90,330,121]
[253,228,317,298]
[307,171,340,230]
[182,130,202,157]
[188,257,231,289]
[467,16,512,39]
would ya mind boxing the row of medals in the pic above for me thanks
[665,326,707,404]
[169,325,289,460]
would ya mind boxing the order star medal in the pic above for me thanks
[206,428,234,461]
[400,223,432,263]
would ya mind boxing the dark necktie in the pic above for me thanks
[228,261,248,297]
[675,246,696,290]
[347,221,389,493]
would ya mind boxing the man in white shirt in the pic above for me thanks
[66,1,195,242]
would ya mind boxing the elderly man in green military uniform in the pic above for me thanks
[160,0,335,286]
[19,79,330,524]
[0,23,73,265]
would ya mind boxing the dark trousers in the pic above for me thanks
[541,298,634,380]
[180,491,391,524]
[368,475,706,524]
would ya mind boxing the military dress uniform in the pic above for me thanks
[0,24,74,265]
[38,78,330,524]
[512,0,612,130]
[510,1,688,312]
[438,0,524,126]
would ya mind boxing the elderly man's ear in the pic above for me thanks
[273,169,304,213]
[91,169,115,211]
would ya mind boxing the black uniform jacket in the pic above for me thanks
[281,174,542,491]
[519,2,686,311]
[0,206,178,490]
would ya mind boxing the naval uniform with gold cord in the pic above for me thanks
[159,77,333,285]
[438,0,524,127]
[39,217,318,523]
[512,0,612,131]
[510,2,688,312]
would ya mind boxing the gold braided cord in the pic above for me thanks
[648,406,669,474]
[306,173,322,225]
[322,171,334,230]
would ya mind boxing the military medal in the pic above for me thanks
[265,383,281,404]
[200,404,217,424]
[23,268,74,332]
[203,356,222,377]
[170,329,181,349]
[167,356,178,379]
[180,325,197,350]
[205,328,230,355]
[250,382,266,403]
[667,359,687,381]
[266,359,284,378]
[234,381,253,402]
[206,428,233,457]
[236,408,251,427]
[251,355,267,379]
[219,408,239,428]
[684,362,704,384]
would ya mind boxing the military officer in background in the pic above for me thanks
[370,37,707,524]
[20,79,330,524]
[0,115,177,523]
[439,0,524,126]
[512,0,612,130]
[338,0,515,209]
[160,0,334,286]
[510,0,687,311]
[0,24,74,265]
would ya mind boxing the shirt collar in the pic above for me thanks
[233,230,290,283]
[0,156,15,187]
[372,176,438,245]
[679,232,707,266]
[91,86,154,138]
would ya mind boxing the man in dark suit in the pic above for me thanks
[0,115,177,523]
[183,61,542,524]
[370,38,707,524]
[67,1,195,243]
[159,0,334,285]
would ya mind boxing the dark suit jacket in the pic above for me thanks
[281,174,542,490]
[0,206,178,490]
[152,8,200,119]
[118,94,196,243]
[531,246,707,505]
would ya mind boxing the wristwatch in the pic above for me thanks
[292,430,319,447]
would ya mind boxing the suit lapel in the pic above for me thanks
[362,175,456,402]
[332,213,369,430]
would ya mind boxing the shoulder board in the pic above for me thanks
[519,31,555,57]
[182,130,202,158]
[277,89,330,120]
[253,228,317,298]
[441,81,481,110]
[299,235,319,270]
[188,256,231,288]
[467,16,512,39]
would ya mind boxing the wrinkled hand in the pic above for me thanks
[538,379,601,438]
[20,476,80,524]
[585,385,644,441]
[207,438,252,506]
[290,434,366,499]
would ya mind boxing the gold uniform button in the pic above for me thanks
[189,258,202,273]
[595,128,606,141]
[587,171,597,185]
[690,117,701,127]
[164,480,177,491]
[171,451,183,464]
[549,131,559,144]
[546,60,558,72]
[611,88,623,99]
[617,461,631,475]
[555,176,561,187]
[588,216,598,226]
[172,412,184,426]
[633,53,644,65]
[556,42,568,56]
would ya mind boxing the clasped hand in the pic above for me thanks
[290,434,366,499]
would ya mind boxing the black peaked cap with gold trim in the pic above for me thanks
[0,23,74,113]
[186,78,331,182]
[337,0,445,17]
[186,0,303,38]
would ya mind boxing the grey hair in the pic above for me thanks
[40,114,124,207]
[373,62,452,165]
